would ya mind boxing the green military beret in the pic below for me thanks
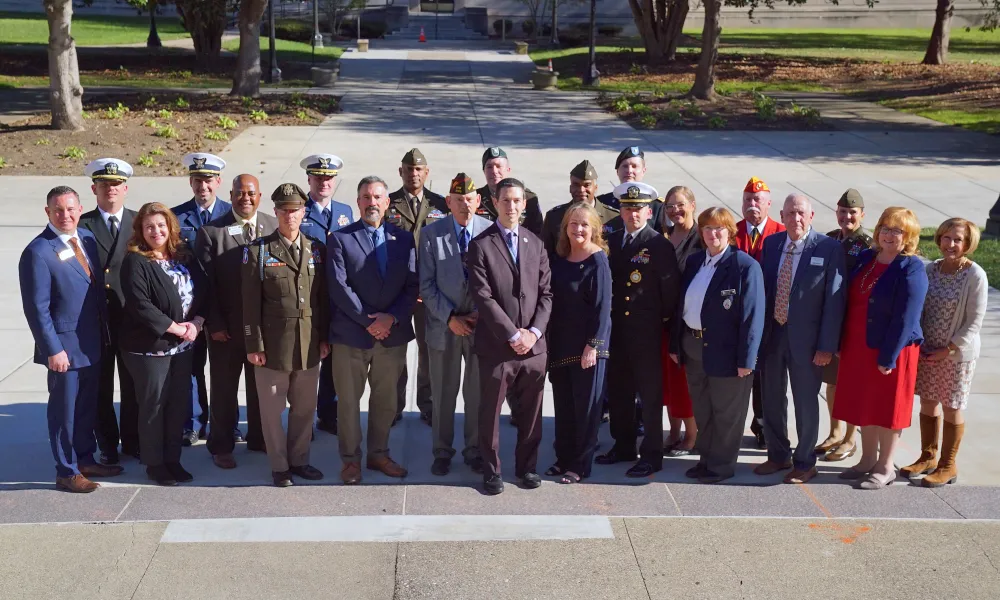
[570,160,598,181]
[450,172,476,195]
[271,182,308,209]
[615,146,644,169]
[402,148,427,166]
[482,146,507,169]
[838,188,864,209]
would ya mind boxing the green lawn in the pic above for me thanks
[879,102,1000,136]
[556,77,825,95]
[0,11,189,46]
[919,227,999,286]
[222,37,343,63]
[0,73,312,89]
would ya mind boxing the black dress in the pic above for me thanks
[547,250,612,477]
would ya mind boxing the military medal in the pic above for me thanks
[631,248,650,264]
[338,214,350,226]
[629,270,642,284]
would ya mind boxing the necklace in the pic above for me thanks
[859,260,882,294]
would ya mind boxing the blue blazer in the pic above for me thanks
[327,220,418,349]
[300,196,354,246]
[672,246,765,377]
[172,197,232,248]
[853,249,928,369]
[19,227,107,369]
[761,229,846,357]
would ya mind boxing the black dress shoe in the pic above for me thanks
[431,457,451,476]
[181,429,198,447]
[625,460,659,478]
[165,462,193,483]
[122,447,140,461]
[464,456,484,474]
[246,442,267,453]
[483,474,504,495]
[509,413,518,427]
[685,463,708,479]
[754,431,767,450]
[420,412,433,426]
[290,464,324,480]
[316,419,338,435]
[147,465,177,486]
[595,448,638,465]
[198,423,208,440]
[272,471,293,487]
[232,428,244,442]
[99,451,120,466]
[519,472,542,489]
[698,471,734,484]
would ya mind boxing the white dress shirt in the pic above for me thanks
[47,224,92,268]
[97,205,125,234]
[233,210,258,232]
[682,249,727,330]
[622,223,647,248]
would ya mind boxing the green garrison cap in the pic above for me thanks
[570,160,598,181]
[402,148,427,166]
[838,188,865,209]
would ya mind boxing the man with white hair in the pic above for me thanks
[754,193,846,484]
[734,177,785,449]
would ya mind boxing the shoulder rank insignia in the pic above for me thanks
[338,214,350,227]
[631,248,650,265]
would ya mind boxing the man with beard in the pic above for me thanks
[734,176,785,449]
[541,160,619,254]
[476,147,544,236]
[79,158,139,466]
[298,154,354,435]
[171,153,232,446]
[386,148,449,426]
[196,174,278,467]
[595,146,665,233]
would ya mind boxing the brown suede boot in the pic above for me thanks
[923,422,964,488]
[900,413,941,479]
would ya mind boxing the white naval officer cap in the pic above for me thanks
[85,158,133,182]
[300,154,344,176]
[613,181,658,204]
[182,152,226,177]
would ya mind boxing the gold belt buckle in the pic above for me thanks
[689,327,703,339]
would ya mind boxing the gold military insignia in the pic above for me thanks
[627,185,640,199]
[629,270,642,284]
[106,162,119,175]
[193,157,207,169]
[319,157,331,168]
[281,183,295,197]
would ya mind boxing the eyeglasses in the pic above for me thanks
[702,226,727,234]
[881,227,904,237]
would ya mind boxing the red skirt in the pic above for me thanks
[661,331,693,419]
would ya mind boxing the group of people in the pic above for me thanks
[20,144,987,495]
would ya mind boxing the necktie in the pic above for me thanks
[459,227,470,279]
[506,230,517,263]
[622,232,633,249]
[750,227,761,249]
[289,240,299,265]
[372,228,387,277]
[68,238,92,280]
[108,215,119,240]
[243,222,254,242]
[201,209,211,226]
[322,208,331,229]
[774,241,796,325]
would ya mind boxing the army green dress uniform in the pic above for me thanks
[822,188,873,385]
[476,147,545,236]
[541,160,621,254]
[386,148,450,420]
[243,184,330,483]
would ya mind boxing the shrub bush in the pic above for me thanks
[492,18,514,36]
[597,24,624,37]
[338,19,387,38]
[521,19,535,35]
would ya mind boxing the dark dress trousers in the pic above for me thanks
[300,195,354,424]
[172,197,231,431]
[19,227,108,477]
[120,251,206,468]
[547,251,612,478]
[672,246,765,478]
[606,226,681,469]
[195,211,277,454]
[386,186,449,417]
[79,207,139,456]
[475,185,544,237]
[467,223,553,479]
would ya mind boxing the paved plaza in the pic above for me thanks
[2,44,1000,599]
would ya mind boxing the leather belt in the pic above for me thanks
[686,326,704,339]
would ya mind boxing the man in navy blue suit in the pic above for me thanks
[171,152,233,446]
[299,153,354,435]
[19,186,123,492]
[755,193,846,484]
[327,175,418,485]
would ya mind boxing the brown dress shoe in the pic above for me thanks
[783,467,818,484]
[79,463,124,478]
[753,460,793,476]
[367,456,408,478]
[341,462,362,485]
[56,474,99,493]
[213,453,237,469]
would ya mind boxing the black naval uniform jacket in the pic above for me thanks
[386,187,449,250]
[607,225,681,344]
[475,184,544,237]
[597,191,666,234]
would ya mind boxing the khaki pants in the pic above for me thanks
[332,342,406,464]
[428,333,480,460]
[254,364,320,473]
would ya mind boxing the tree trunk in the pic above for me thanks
[175,0,227,68]
[549,0,559,46]
[628,0,689,64]
[923,0,954,65]
[231,0,268,96]
[690,0,720,100]
[662,0,689,62]
[43,0,84,131]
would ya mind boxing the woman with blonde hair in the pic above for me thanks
[547,203,612,484]
[902,218,987,487]
[833,207,928,490]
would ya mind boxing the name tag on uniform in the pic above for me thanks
[58,248,74,261]
[810,257,824,266]
[721,289,736,296]
[227,225,243,236]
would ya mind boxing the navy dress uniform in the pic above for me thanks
[387,148,450,422]
[597,182,681,477]
[596,146,665,234]
[78,158,139,464]
[476,147,544,236]
[171,153,231,442]
[298,154,354,431]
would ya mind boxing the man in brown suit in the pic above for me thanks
[467,177,552,495]
[243,183,330,487]
[195,174,277,468]
[387,148,449,425]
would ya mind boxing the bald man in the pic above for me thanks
[195,175,279,468]
[754,194,846,484]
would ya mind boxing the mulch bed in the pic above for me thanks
[0,93,339,176]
